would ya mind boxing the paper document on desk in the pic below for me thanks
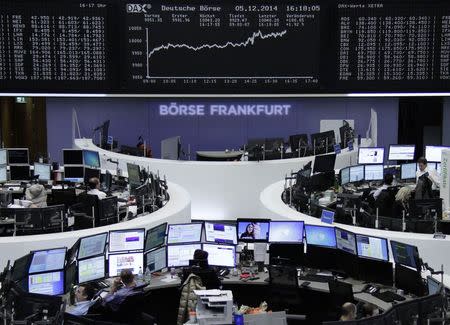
[194,289,221,296]
[160,275,179,283]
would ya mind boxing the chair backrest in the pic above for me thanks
[268,265,298,288]
[41,205,64,229]
[78,194,99,217]
[116,291,146,323]
[328,280,354,307]
[14,208,42,233]
[98,196,118,225]
[52,188,77,211]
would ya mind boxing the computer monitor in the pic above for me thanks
[304,225,336,248]
[127,163,141,187]
[401,163,417,180]
[313,154,336,174]
[9,165,30,181]
[64,166,84,183]
[340,167,350,185]
[335,227,357,255]
[349,165,364,182]
[63,149,83,165]
[145,223,167,251]
[388,145,415,161]
[29,248,66,274]
[0,149,6,165]
[310,130,335,153]
[364,164,384,181]
[425,145,450,162]
[11,253,32,282]
[84,167,101,184]
[268,221,304,243]
[358,147,384,164]
[33,163,51,181]
[7,148,29,164]
[108,252,144,276]
[28,271,64,295]
[395,264,426,296]
[145,246,167,272]
[78,255,105,284]
[78,232,108,260]
[204,222,237,245]
[202,244,236,268]
[409,198,443,219]
[427,276,442,295]
[167,244,202,268]
[357,258,393,286]
[355,234,389,261]
[0,165,7,183]
[109,229,145,252]
[390,240,420,271]
[167,223,203,244]
[83,150,101,168]
[237,219,270,242]
[269,243,305,266]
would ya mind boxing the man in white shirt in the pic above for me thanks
[87,177,107,200]
[66,284,96,316]
[372,174,394,200]
[416,157,440,189]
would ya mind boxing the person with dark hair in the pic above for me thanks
[372,173,394,200]
[182,249,221,289]
[103,269,139,312]
[416,157,439,188]
[340,302,356,321]
[87,177,107,200]
[360,302,378,318]
[193,249,208,261]
[66,284,97,316]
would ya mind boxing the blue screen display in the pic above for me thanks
[237,221,269,241]
[356,235,389,261]
[83,150,100,168]
[28,271,64,295]
[268,221,304,243]
[305,225,336,248]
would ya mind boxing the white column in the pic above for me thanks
[441,149,450,219]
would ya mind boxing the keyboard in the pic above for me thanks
[299,274,334,283]
[372,291,406,303]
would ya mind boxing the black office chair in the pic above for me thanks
[289,134,309,158]
[98,196,118,226]
[14,208,43,235]
[115,291,151,324]
[70,194,98,230]
[328,280,354,321]
[268,265,302,314]
[51,188,77,212]
[41,205,65,233]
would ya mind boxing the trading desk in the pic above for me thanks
[196,150,244,161]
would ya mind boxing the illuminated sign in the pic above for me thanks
[159,102,291,116]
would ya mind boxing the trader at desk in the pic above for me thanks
[371,174,394,200]
[102,269,141,312]
[416,157,439,189]
[181,249,221,290]
[87,177,107,200]
[66,284,96,316]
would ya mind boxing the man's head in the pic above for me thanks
[341,302,357,321]
[88,177,100,190]
[75,284,96,302]
[384,173,394,186]
[362,303,377,318]
[193,249,208,261]
[120,269,135,287]
[418,157,428,172]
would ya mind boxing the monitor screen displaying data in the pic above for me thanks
[425,146,450,162]
[78,255,105,284]
[356,235,389,261]
[34,163,51,181]
[237,219,270,242]
[0,149,7,165]
[305,225,336,248]
[167,244,202,268]
[167,223,203,244]
[83,150,101,168]
[0,165,6,183]
[28,271,64,295]
[63,149,83,165]
[358,148,384,164]
[7,149,29,164]
[340,167,350,185]
[390,241,419,270]
[202,244,236,268]
[335,228,357,255]
[78,233,108,260]
[364,164,384,181]
[401,163,417,180]
[349,165,364,182]
[388,145,415,161]
[10,165,30,181]
[204,222,237,245]
[64,166,84,183]
[109,229,145,252]
[29,248,66,274]
[145,247,167,273]
[269,221,304,243]
[145,223,167,251]
[108,252,144,276]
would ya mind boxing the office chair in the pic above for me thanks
[98,196,118,226]
[69,194,98,230]
[14,208,43,235]
[51,188,77,212]
[268,265,302,314]
[289,134,309,158]
[328,280,354,321]
[41,205,65,233]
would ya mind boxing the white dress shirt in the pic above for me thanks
[87,188,107,200]
[416,167,440,189]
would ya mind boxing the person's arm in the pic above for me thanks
[428,169,440,187]
[103,278,121,303]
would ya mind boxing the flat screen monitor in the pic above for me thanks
[64,166,84,183]
[349,165,364,182]
[364,164,384,181]
[109,229,145,252]
[167,223,203,244]
[63,149,83,165]
[78,232,108,260]
[78,255,105,284]
[313,154,336,174]
[84,167,101,184]
[395,264,426,297]
[237,219,270,242]
[202,244,236,268]
[33,163,51,181]
[108,252,144,276]
[425,146,450,162]
[401,163,417,180]
[358,147,385,164]
[145,246,167,272]
[335,228,357,255]
[268,221,304,243]
[355,234,389,261]
[390,240,420,271]
[127,163,141,186]
[29,248,66,274]
[427,276,441,295]
[7,148,29,164]
[0,165,6,183]
[340,167,350,185]
[0,149,6,165]
[388,145,415,161]
[304,225,336,248]
[11,253,32,282]
[9,165,30,181]
[167,244,202,268]
[28,271,64,296]
[204,222,237,245]
[83,150,101,168]
[145,223,167,251]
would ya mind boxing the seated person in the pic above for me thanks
[360,302,378,319]
[102,269,141,312]
[66,284,96,316]
[25,184,47,208]
[87,177,107,200]
[182,249,221,289]
[416,157,439,189]
[371,174,394,200]
[340,302,356,321]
